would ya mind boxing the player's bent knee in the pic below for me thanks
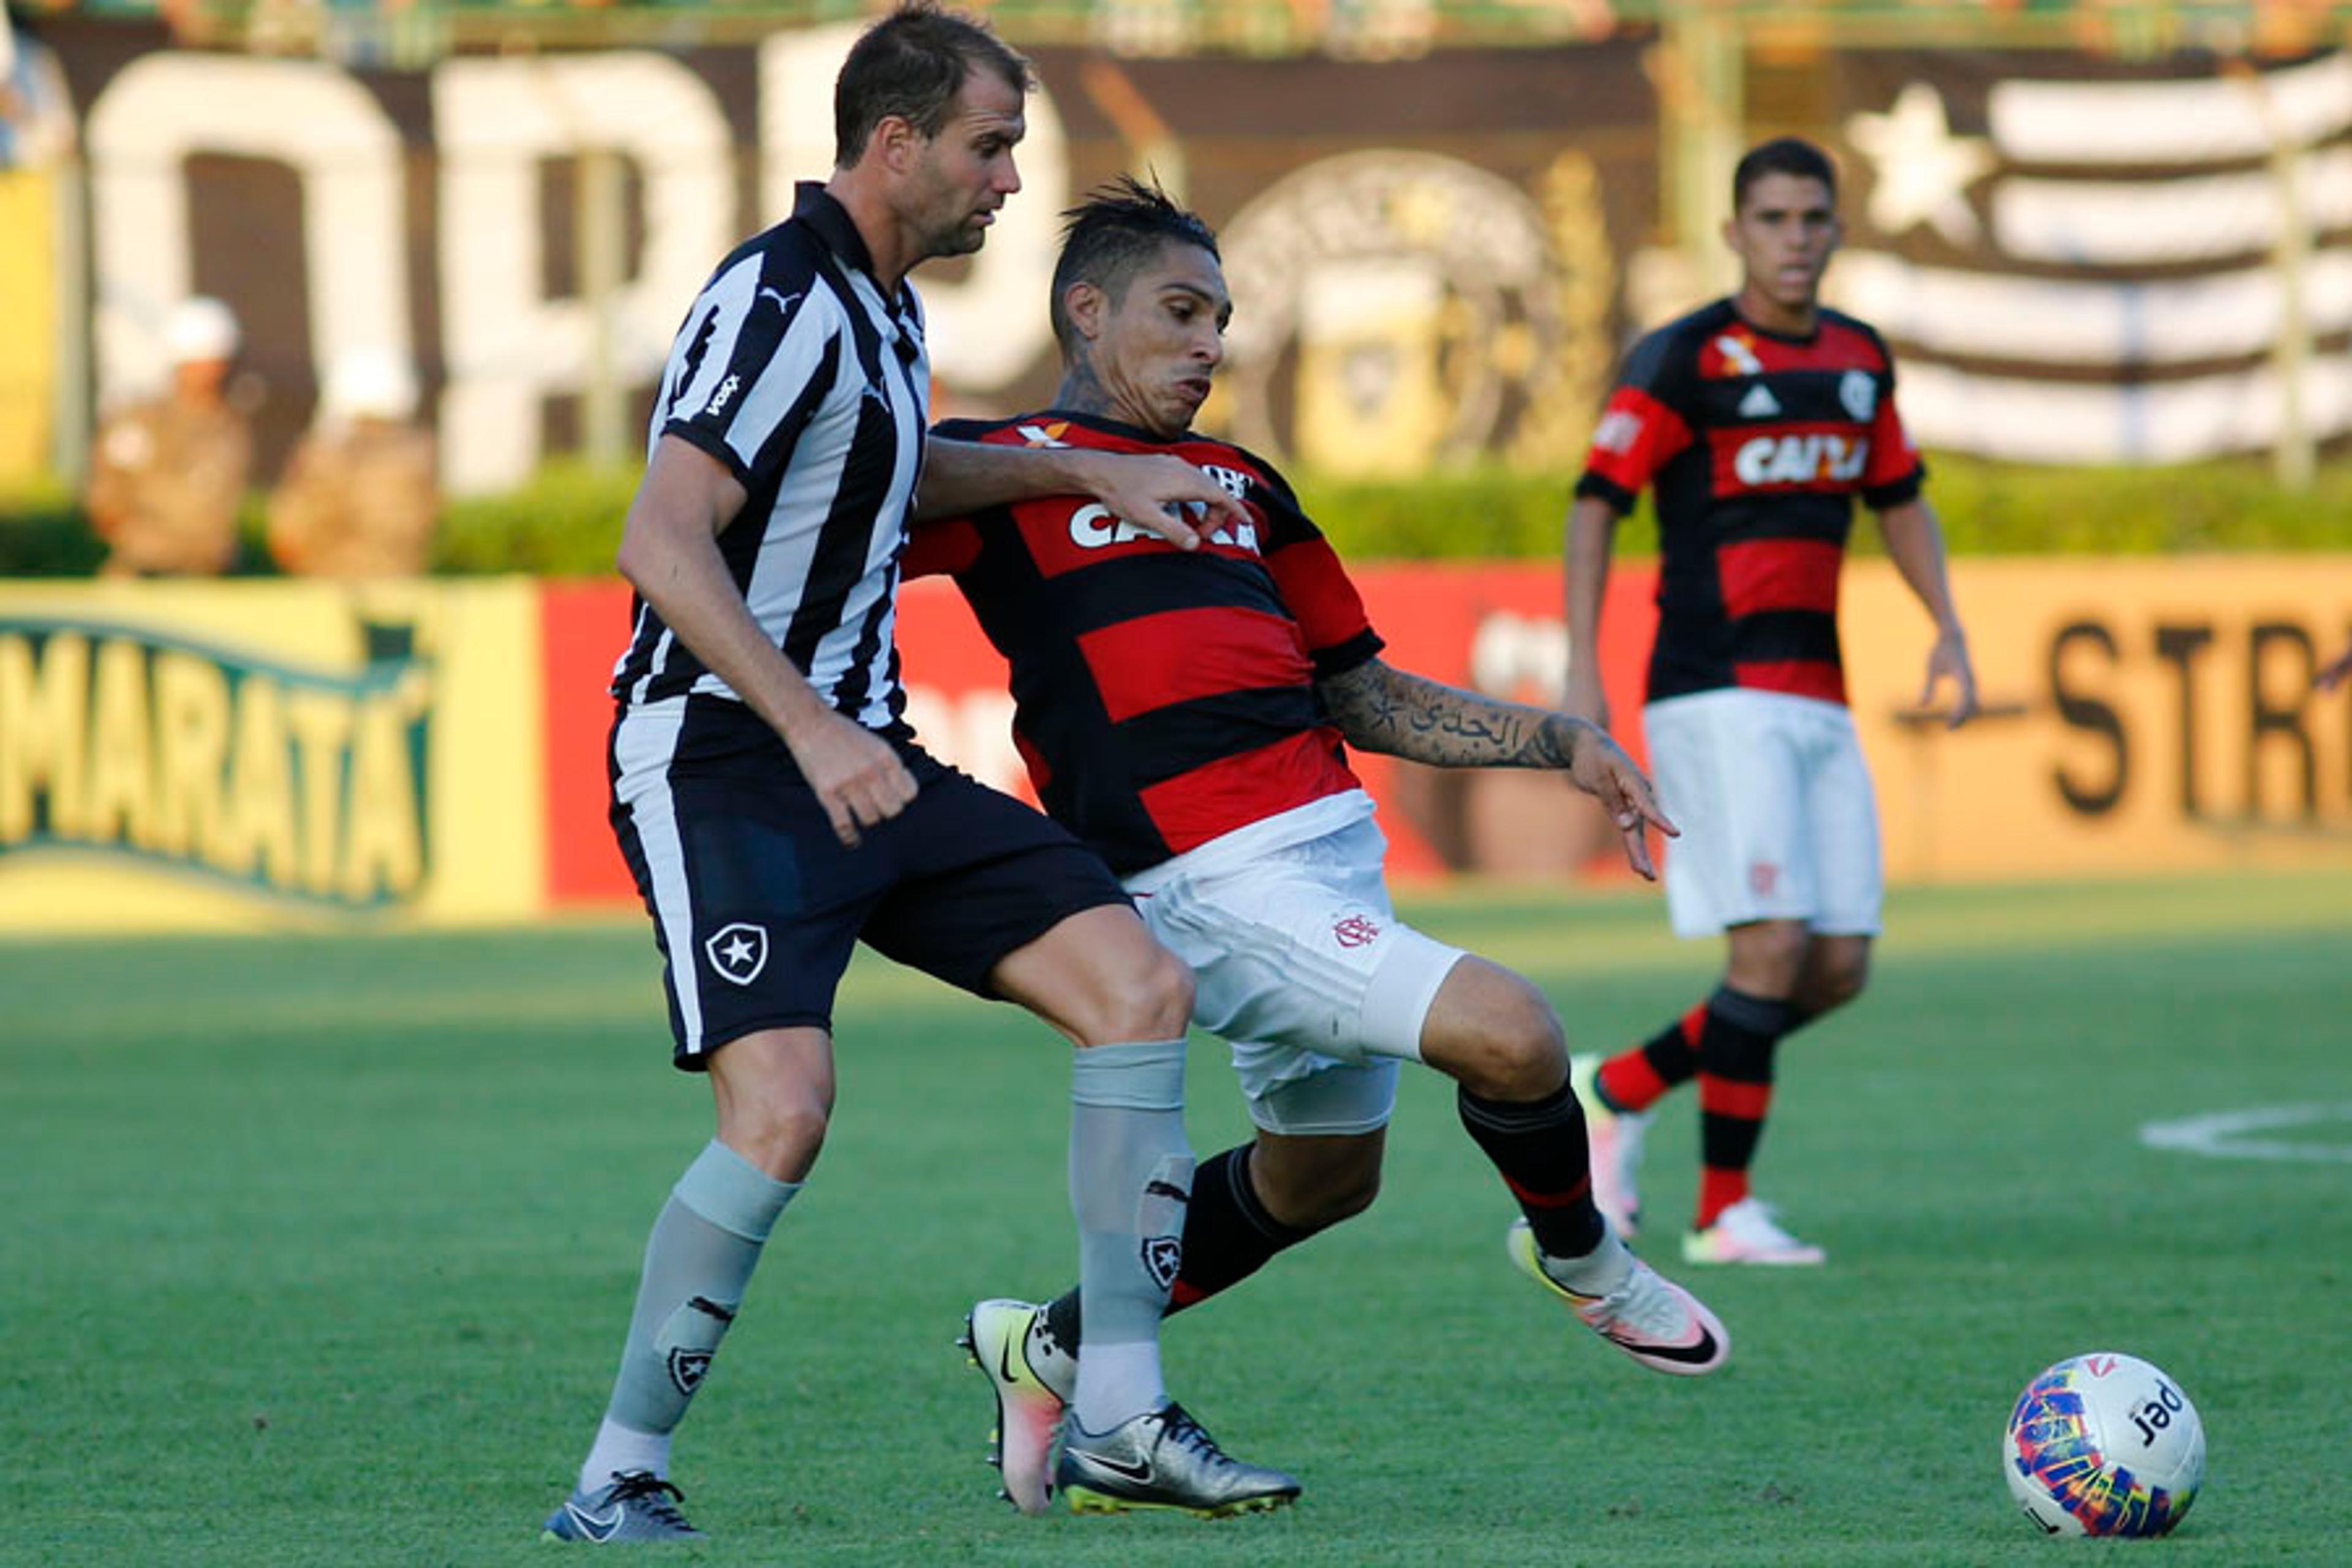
[1461,1003,1565,1099]
[1728,919,1814,995]
[998,906,1195,1045]
[1422,961,1568,1099]
[1076,941,1193,1044]
[1487,1014,1570,1099]
[1798,938,1872,1018]
[715,1099,831,1182]
[707,1028,837,1182]
[1817,964,1869,1013]
[1133,943,1196,1038]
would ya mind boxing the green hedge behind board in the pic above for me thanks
[4,453,2348,579]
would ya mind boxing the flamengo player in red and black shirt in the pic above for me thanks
[1563,137,1979,1268]
[910,177,1727,1518]
[913,410,1377,878]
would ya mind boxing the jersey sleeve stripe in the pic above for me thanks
[1262,533,1378,654]
[655,257,841,483]
[1311,627,1384,680]
[660,254,761,429]
[1574,470,1640,513]
[1863,473,1926,510]
[1863,390,1924,498]
[1582,385,1692,497]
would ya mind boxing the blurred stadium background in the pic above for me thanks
[1,0,2348,925]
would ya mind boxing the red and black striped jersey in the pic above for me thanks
[1575,298,1923,708]
[904,412,1383,876]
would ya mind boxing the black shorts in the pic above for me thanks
[608,695,1130,1068]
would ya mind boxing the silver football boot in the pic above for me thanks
[1054,1401,1300,1518]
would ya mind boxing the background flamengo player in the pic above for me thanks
[1562,135,1978,1268]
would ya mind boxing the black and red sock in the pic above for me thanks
[1595,1001,1708,1114]
[1694,985,1798,1228]
[1457,1079,1607,1260]
[1042,1143,1315,1349]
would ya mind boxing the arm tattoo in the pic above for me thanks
[1322,661,1581,770]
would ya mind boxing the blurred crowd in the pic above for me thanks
[85,298,439,579]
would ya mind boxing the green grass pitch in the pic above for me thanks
[7,870,2349,1566]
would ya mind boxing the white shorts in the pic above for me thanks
[1132,812,1464,1137]
[1642,688,1883,940]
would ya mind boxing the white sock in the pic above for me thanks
[1541,1225,1635,1298]
[578,1417,670,1494]
[1071,1342,1163,1434]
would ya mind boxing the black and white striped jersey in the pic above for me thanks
[611,183,931,729]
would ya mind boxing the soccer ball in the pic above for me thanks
[2003,1352,2204,1537]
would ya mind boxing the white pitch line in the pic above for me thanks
[2139,1103,2352,1165]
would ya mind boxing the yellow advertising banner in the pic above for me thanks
[1845,557,2352,884]
[0,579,543,932]
[0,172,56,483]
[7,559,2346,934]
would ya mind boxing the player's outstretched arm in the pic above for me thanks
[1877,497,1978,728]
[912,437,1247,548]
[1320,657,1580,769]
[617,435,916,846]
[1319,658,1675,878]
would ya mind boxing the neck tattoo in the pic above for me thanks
[1056,355,1115,419]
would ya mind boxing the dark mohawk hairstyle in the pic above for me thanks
[1049,175,1219,353]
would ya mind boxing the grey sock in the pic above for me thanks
[604,1140,798,1438]
[1067,1039,1191,1432]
